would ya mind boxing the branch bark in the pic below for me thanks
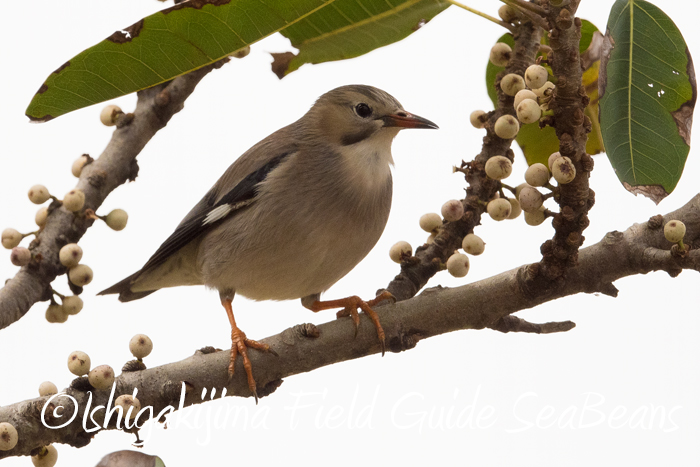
[382,18,542,302]
[0,60,227,330]
[1,192,698,459]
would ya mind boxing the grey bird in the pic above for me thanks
[99,85,438,401]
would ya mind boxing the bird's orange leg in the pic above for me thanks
[308,291,395,355]
[221,298,277,403]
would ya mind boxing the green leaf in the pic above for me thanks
[485,20,604,166]
[25,0,335,122]
[599,0,696,203]
[272,0,450,78]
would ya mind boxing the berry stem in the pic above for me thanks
[501,182,516,195]
[448,0,516,32]
[51,289,65,300]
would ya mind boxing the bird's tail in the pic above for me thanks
[98,272,157,302]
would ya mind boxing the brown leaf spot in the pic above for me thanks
[106,19,144,44]
[581,31,604,71]
[27,113,55,123]
[163,0,231,14]
[598,28,615,105]
[52,60,71,75]
[622,182,668,205]
[36,83,49,95]
[671,49,696,146]
[270,52,296,80]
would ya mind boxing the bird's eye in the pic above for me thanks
[355,103,372,118]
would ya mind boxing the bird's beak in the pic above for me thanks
[381,111,439,130]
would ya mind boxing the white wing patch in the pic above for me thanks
[202,200,255,226]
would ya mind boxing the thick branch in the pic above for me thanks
[0,61,226,330]
[531,0,594,290]
[2,192,698,459]
[382,19,542,301]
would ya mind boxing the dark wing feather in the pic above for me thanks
[139,151,291,273]
[98,151,291,298]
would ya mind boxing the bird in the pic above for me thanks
[99,84,438,401]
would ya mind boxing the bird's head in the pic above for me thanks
[301,85,438,148]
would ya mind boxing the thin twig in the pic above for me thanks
[448,0,515,32]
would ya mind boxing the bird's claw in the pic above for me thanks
[326,295,387,354]
[228,328,275,404]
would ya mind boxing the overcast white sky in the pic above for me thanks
[1,1,699,466]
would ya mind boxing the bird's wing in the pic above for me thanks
[99,124,299,299]
[139,150,291,273]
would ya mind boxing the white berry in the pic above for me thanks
[35,207,49,228]
[525,163,551,187]
[72,155,90,178]
[470,110,488,129]
[129,334,154,359]
[115,395,141,420]
[498,5,520,22]
[548,151,562,171]
[441,200,464,222]
[552,156,576,184]
[487,198,512,221]
[489,43,512,67]
[104,209,128,231]
[518,186,544,213]
[500,73,526,96]
[516,99,542,124]
[31,444,58,467]
[664,220,686,243]
[67,351,91,376]
[494,115,520,139]
[514,89,538,109]
[507,198,522,219]
[446,252,470,278]
[62,295,84,315]
[524,207,546,226]
[514,183,529,200]
[10,247,31,267]
[419,213,442,233]
[426,233,436,245]
[525,65,549,89]
[89,365,116,390]
[533,81,555,98]
[1,228,22,249]
[389,241,412,263]
[63,189,85,212]
[68,264,93,287]
[45,304,68,324]
[59,243,83,268]
[38,381,58,397]
[462,234,485,255]
[0,422,18,451]
[100,104,122,127]
[484,156,513,180]
[28,185,51,205]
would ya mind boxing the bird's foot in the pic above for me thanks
[310,291,394,356]
[228,327,277,404]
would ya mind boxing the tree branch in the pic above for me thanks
[1,192,698,459]
[382,18,542,302]
[0,60,227,330]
